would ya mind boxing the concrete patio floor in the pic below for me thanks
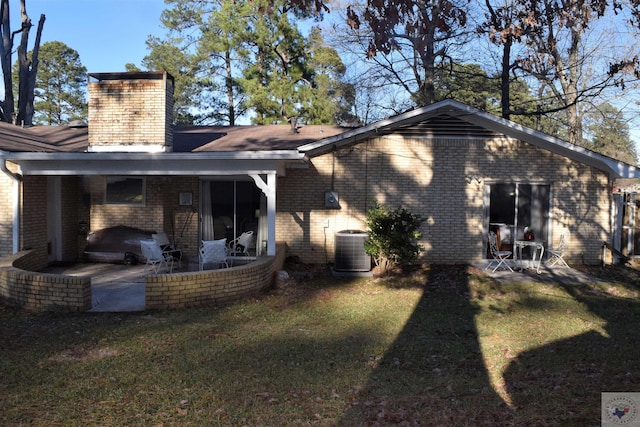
[478,262,605,285]
[42,263,150,312]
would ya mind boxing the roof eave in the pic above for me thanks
[0,150,306,176]
[460,111,640,179]
[299,99,640,179]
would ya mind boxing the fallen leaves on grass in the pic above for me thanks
[48,346,119,362]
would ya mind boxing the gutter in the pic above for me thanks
[0,157,22,254]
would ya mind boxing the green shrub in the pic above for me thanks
[364,202,425,274]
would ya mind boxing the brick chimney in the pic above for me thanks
[87,71,174,152]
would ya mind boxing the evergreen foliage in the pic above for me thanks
[364,202,425,275]
[30,41,86,125]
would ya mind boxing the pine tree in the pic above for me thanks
[31,41,86,125]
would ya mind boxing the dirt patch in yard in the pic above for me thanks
[574,261,640,286]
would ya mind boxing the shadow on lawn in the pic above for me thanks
[337,265,640,425]
[337,265,514,426]
[502,281,640,425]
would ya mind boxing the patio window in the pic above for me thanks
[104,177,145,205]
[201,179,264,255]
[620,192,640,256]
[484,183,550,255]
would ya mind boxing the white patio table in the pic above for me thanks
[514,240,545,274]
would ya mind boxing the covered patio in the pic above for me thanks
[0,242,286,312]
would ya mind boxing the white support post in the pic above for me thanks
[250,172,277,256]
[12,177,19,253]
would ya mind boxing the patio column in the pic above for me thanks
[251,172,276,256]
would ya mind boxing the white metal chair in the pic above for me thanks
[152,232,182,269]
[486,231,514,272]
[140,239,174,274]
[227,231,255,256]
[199,238,229,270]
[547,232,569,267]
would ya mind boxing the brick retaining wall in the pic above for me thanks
[145,244,286,310]
[0,245,286,312]
[0,250,91,312]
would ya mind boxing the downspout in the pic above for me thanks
[0,158,22,254]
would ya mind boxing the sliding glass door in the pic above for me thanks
[621,192,640,257]
[201,179,264,255]
[485,183,550,255]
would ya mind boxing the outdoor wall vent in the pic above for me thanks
[325,190,340,208]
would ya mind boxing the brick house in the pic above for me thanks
[0,70,637,274]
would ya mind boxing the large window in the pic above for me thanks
[621,192,640,257]
[105,177,145,205]
[485,183,550,253]
[201,179,264,254]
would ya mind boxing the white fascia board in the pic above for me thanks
[3,150,303,161]
[1,150,305,176]
[87,144,167,153]
[299,98,640,179]
[460,112,640,179]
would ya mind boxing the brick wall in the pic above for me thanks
[277,135,612,265]
[0,250,91,312]
[85,176,200,261]
[60,176,80,262]
[146,244,286,310]
[0,168,16,257]
[21,176,48,269]
[88,73,173,151]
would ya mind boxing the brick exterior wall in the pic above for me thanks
[21,176,48,269]
[83,175,200,261]
[61,176,80,262]
[88,74,173,151]
[0,250,91,312]
[0,168,16,257]
[146,245,286,310]
[277,135,612,266]
[8,135,614,273]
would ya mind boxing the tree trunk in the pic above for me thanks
[15,0,44,127]
[24,14,44,125]
[0,0,13,123]
[415,24,437,106]
[500,37,512,120]
[225,49,235,126]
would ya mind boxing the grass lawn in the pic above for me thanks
[1,263,640,426]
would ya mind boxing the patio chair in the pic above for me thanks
[152,232,182,269]
[486,231,514,272]
[199,238,229,270]
[227,230,255,256]
[140,239,174,274]
[547,232,569,267]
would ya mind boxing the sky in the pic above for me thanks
[22,0,167,73]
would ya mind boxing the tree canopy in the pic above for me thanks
[15,0,629,163]
[316,0,640,161]
[28,41,86,125]
[135,0,355,126]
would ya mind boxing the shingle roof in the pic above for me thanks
[0,121,88,152]
[175,125,345,152]
[0,122,347,153]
